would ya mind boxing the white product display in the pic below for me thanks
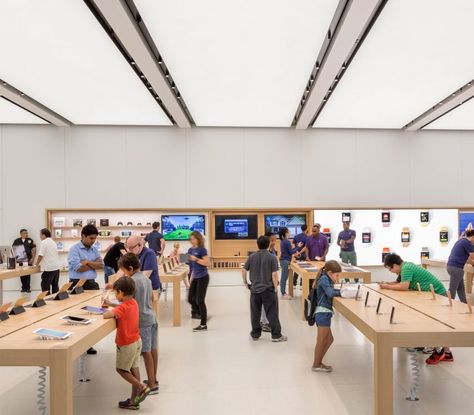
[313,209,458,266]
[340,286,358,298]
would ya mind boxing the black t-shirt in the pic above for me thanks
[244,249,278,294]
[103,242,125,271]
[145,231,163,255]
[12,237,36,260]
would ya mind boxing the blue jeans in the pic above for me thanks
[104,265,115,284]
[279,259,290,295]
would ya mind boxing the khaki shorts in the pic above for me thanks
[116,338,142,372]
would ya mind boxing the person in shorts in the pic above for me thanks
[312,261,342,373]
[103,277,151,410]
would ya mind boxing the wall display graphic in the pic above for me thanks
[342,212,351,223]
[264,214,306,238]
[162,215,206,241]
[121,231,132,237]
[100,219,109,227]
[421,247,430,260]
[87,219,96,226]
[99,230,111,237]
[362,228,372,245]
[382,247,391,264]
[54,229,62,238]
[71,229,78,238]
[439,227,449,245]
[322,228,332,244]
[53,217,65,227]
[420,211,430,225]
[73,219,83,227]
[215,215,258,240]
[381,211,391,227]
[459,211,474,236]
[401,227,411,247]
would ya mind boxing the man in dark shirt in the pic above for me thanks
[145,222,165,256]
[13,228,36,292]
[293,224,309,286]
[126,236,161,291]
[103,236,125,283]
[244,235,287,342]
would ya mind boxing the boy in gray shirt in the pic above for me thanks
[244,236,287,342]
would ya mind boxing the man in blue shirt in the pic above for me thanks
[337,222,357,266]
[68,224,103,290]
[293,225,308,287]
[125,236,161,291]
[447,229,474,303]
[68,224,103,355]
[145,222,165,257]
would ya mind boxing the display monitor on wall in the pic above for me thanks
[459,211,474,236]
[162,215,206,241]
[264,214,306,238]
[215,215,258,240]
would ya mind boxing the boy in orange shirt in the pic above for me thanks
[103,277,151,410]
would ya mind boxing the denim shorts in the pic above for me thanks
[315,312,332,327]
[140,323,158,353]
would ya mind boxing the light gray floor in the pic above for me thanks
[0,270,472,415]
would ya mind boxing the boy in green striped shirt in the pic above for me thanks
[380,253,452,365]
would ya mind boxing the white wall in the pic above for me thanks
[1,125,473,288]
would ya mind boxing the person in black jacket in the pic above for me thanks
[12,228,36,292]
[103,236,125,283]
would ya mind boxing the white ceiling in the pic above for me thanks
[425,98,474,130]
[314,0,474,129]
[0,0,171,125]
[135,0,339,127]
[0,98,47,124]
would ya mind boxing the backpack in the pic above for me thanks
[304,286,318,326]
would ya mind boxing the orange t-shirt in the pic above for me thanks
[112,298,140,346]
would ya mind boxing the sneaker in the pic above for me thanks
[281,294,292,300]
[260,323,271,332]
[86,347,97,355]
[271,335,288,342]
[442,351,454,362]
[312,365,332,373]
[144,380,159,395]
[133,386,151,405]
[426,349,445,365]
[422,347,434,354]
[193,325,207,332]
[118,398,139,410]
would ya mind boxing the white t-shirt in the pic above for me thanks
[38,237,61,272]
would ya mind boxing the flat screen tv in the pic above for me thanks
[162,215,206,241]
[215,215,258,240]
[264,214,306,238]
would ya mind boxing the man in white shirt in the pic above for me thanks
[35,228,61,294]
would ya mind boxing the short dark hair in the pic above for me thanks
[466,229,474,238]
[264,230,275,237]
[81,224,99,237]
[118,253,141,271]
[40,228,51,238]
[257,235,270,250]
[152,222,160,229]
[113,276,135,297]
[278,227,289,240]
[20,228,27,233]
[301,224,308,231]
[384,253,403,268]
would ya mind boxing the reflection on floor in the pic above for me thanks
[0,271,472,415]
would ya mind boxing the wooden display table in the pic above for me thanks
[334,284,474,415]
[288,261,371,319]
[0,266,40,303]
[160,267,188,327]
[422,258,474,294]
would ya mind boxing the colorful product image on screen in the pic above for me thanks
[264,214,306,238]
[225,219,248,237]
[362,232,371,244]
[162,215,206,241]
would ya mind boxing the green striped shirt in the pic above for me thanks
[400,262,446,295]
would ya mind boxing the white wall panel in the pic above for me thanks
[185,128,245,207]
[243,129,302,207]
[124,127,186,207]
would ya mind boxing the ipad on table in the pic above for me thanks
[33,328,72,340]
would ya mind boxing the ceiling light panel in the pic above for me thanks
[0,98,47,124]
[425,98,474,130]
[0,0,171,125]
[135,0,339,127]
[314,0,474,129]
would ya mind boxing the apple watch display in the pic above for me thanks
[381,211,390,224]
[342,212,351,223]
[421,247,430,260]
[420,211,429,223]
[440,230,449,243]
[322,228,331,244]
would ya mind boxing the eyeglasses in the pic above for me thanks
[126,243,140,251]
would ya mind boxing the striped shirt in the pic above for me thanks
[400,262,446,295]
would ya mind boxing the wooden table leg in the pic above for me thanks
[0,280,3,304]
[50,350,73,415]
[173,278,181,327]
[466,272,473,294]
[374,337,393,415]
[301,275,309,320]
[288,267,294,298]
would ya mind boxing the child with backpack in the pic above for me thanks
[312,260,342,372]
